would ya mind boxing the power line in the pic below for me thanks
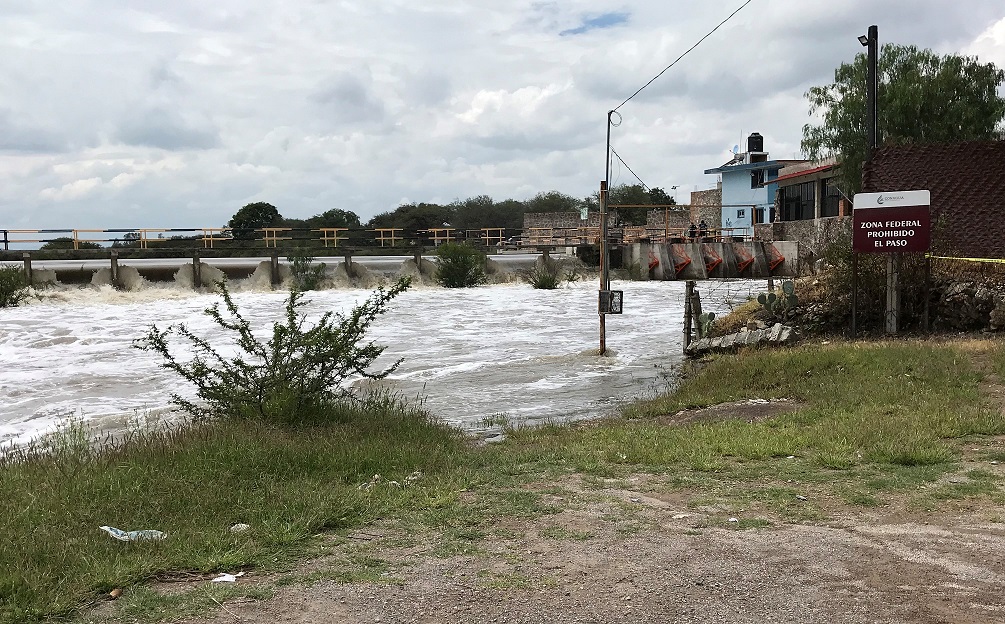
[610,148,650,191]
[614,0,755,112]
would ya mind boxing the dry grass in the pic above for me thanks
[714,298,761,334]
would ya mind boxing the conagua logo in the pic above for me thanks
[877,194,905,205]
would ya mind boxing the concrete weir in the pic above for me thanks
[625,241,799,280]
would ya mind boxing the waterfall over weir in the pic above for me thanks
[19,253,535,293]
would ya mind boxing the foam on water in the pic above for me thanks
[0,278,762,444]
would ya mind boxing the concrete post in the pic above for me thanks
[192,250,202,289]
[343,250,353,278]
[22,252,32,287]
[413,248,422,270]
[110,251,120,289]
[270,250,280,287]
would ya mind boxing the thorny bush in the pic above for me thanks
[134,277,412,423]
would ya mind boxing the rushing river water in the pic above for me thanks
[0,278,761,444]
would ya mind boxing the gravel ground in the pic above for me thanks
[168,481,1005,624]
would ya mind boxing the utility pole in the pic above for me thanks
[599,179,608,355]
[864,25,878,155]
[854,24,881,336]
[862,25,897,334]
[598,110,615,356]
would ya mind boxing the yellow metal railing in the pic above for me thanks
[257,227,293,248]
[370,228,403,247]
[424,228,455,246]
[315,228,349,247]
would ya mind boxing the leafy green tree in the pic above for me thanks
[367,202,454,235]
[450,195,527,232]
[228,202,282,239]
[434,242,487,288]
[40,237,101,250]
[802,44,1005,194]
[647,187,676,206]
[306,208,362,230]
[603,184,652,225]
[525,191,580,213]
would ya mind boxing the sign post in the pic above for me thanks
[852,190,931,334]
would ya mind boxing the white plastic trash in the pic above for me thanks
[99,526,167,542]
[211,572,245,583]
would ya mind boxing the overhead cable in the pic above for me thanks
[614,0,755,112]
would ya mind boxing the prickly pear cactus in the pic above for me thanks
[757,292,777,314]
[757,281,798,318]
[697,311,716,338]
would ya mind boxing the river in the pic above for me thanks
[0,278,760,445]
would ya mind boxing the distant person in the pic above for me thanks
[698,219,709,240]
[686,222,698,240]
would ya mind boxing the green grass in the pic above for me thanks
[0,401,467,624]
[4,340,1005,624]
[94,584,274,624]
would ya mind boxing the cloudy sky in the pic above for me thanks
[3,0,1005,230]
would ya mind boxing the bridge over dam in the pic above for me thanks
[5,242,801,290]
[621,240,799,280]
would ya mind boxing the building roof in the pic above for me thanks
[771,163,838,186]
[703,159,805,175]
[862,141,1005,258]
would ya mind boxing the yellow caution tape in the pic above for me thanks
[924,253,1005,264]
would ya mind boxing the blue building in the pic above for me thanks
[704,133,805,237]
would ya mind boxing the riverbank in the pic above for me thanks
[4,338,1005,623]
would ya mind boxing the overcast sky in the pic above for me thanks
[2,0,1005,230]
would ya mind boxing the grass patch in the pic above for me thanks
[0,403,466,624]
[97,584,274,624]
[5,339,1005,624]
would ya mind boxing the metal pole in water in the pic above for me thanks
[599,179,608,355]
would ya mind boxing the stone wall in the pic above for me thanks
[522,212,615,230]
[754,216,851,269]
[645,207,693,233]
[689,188,722,225]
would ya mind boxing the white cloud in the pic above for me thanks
[1,0,1004,229]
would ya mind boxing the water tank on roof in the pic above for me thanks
[747,132,764,154]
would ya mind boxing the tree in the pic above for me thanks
[603,184,652,225]
[525,191,580,213]
[306,208,362,230]
[802,44,1005,194]
[367,202,455,234]
[40,237,101,250]
[228,202,282,239]
[450,195,527,232]
[647,187,676,207]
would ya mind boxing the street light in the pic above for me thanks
[857,34,869,46]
